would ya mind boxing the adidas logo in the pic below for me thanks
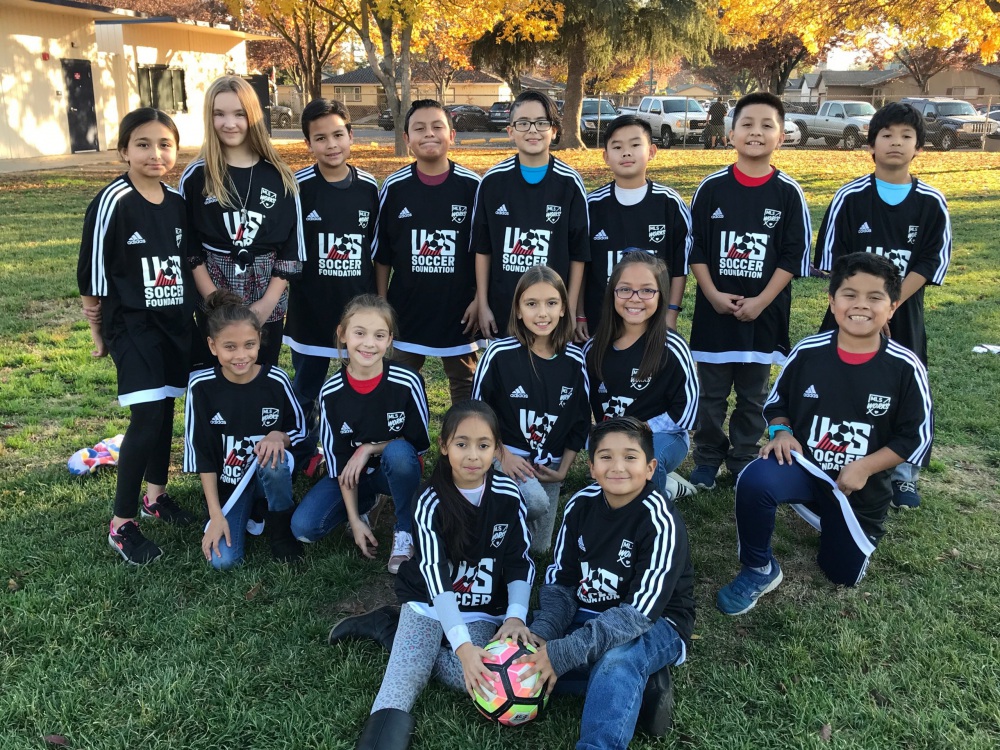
[711,208,725,219]
[858,222,872,234]
[398,207,412,219]
[593,229,609,240]
[598,382,607,394]
[340,422,352,434]
[510,385,528,398]
[126,232,146,245]
[204,195,218,205]
[495,204,509,216]
[306,210,322,221]
[803,385,819,399]
[210,412,227,425]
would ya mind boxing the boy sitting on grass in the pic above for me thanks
[814,101,951,509]
[519,417,694,748]
[716,253,933,616]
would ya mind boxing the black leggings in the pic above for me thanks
[113,399,175,518]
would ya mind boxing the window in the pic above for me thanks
[334,86,362,102]
[137,65,187,113]
[946,86,985,98]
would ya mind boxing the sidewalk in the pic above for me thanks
[0,148,202,174]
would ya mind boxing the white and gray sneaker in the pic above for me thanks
[664,472,698,500]
[388,530,414,574]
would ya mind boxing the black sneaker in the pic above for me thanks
[141,493,195,525]
[637,666,674,736]
[329,605,400,651]
[108,520,162,565]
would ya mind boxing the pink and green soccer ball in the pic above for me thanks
[473,639,548,726]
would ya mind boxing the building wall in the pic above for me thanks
[275,80,509,119]
[877,69,1000,103]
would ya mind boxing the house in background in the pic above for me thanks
[784,73,820,104]
[1,0,261,160]
[814,66,1000,106]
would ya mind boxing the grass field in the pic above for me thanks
[1,145,999,750]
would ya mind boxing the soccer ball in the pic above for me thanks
[473,640,548,726]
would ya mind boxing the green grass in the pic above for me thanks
[1,147,999,749]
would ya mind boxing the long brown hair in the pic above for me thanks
[198,76,297,208]
[507,265,573,355]
[588,251,672,382]
[335,294,398,362]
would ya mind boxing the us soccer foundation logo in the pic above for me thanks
[411,229,457,273]
[520,409,557,452]
[601,395,634,420]
[578,561,620,604]
[220,434,264,485]
[223,210,263,248]
[319,234,364,277]
[867,246,912,275]
[807,416,872,471]
[452,558,494,606]
[719,231,768,278]
[502,228,551,273]
[141,255,185,308]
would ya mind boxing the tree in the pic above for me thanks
[889,41,982,93]
[690,48,758,97]
[470,9,561,96]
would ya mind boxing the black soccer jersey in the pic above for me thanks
[764,331,933,537]
[470,155,590,336]
[317,361,430,477]
[184,364,307,508]
[814,174,951,364]
[472,338,590,465]
[585,180,692,328]
[687,166,811,364]
[583,330,699,432]
[395,470,535,617]
[546,481,694,641]
[373,162,481,355]
[283,164,379,357]
[178,159,305,322]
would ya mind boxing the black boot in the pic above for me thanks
[329,605,400,651]
[637,665,674,736]
[267,509,303,564]
[356,708,414,750]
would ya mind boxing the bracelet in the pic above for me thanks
[667,304,682,312]
[575,316,587,322]
[767,424,793,440]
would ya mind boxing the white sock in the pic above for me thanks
[751,562,772,576]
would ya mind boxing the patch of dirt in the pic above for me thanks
[324,576,397,618]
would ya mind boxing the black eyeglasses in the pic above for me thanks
[511,119,552,132]
[614,287,659,300]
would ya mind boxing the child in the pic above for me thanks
[374,100,482,404]
[291,295,429,574]
[813,102,950,509]
[184,291,307,569]
[178,75,304,367]
[285,99,379,462]
[332,401,534,750]
[581,115,691,337]
[583,253,699,498]
[686,92,811,490]
[716,253,933,615]
[520,417,694,746]
[471,90,590,339]
[472,266,590,554]
[78,107,195,565]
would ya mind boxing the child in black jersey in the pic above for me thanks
[471,90,590,338]
[716,254,933,615]
[374,100,481,404]
[472,265,590,554]
[813,102,950,509]
[332,401,534,750]
[583,252,699,500]
[285,99,379,466]
[291,295,429,574]
[580,115,691,338]
[185,291,306,569]
[79,108,196,565]
[179,76,304,367]
[520,418,694,746]
[687,92,811,491]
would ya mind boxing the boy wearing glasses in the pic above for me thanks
[471,90,590,338]
[686,93,811,490]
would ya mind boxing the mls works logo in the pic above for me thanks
[630,368,651,392]
[452,558,494,607]
[907,225,919,244]
[578,562,620,604]
[358,210,370,229]
[501,228,551,274]
[175,227,183,248]
[387,411,405,432]
[866,394,891,417]
[617,539,633,568]
[411,229,457,273]
[601,395,634,420]
[648,224,666,243]
[545,204,562,224]
[319,234,364,277]
[763,208,782,229]
[451,204,468,223]
[261,407,279,428]
[490,524,508,549]
[558,386,574,407]
[140,255,185,308]
[807,416,872,471]
[259,188,277,209]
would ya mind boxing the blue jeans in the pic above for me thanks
[652,430,690,496]
[291,439,420,541]
[554,611,685,750]
[290,350,333,460]
[209,457,294,571]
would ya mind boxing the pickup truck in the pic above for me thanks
[634,96,708,147]
[791,101,876,149]
[901,97,998,150]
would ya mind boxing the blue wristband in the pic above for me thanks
[768,424,793,440]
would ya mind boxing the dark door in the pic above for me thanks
[243,74,272,135]
[62,59,99,153]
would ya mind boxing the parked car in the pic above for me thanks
[488,101,512,131]
[723,108,801,146]
[579,97,619,145]
[791,101,875,149]
[377,109,394,130]
[900,97,998,150]
[270,104,293,129]
[444,104,490,131]
[634,96,708,147]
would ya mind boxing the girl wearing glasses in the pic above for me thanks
[583,252,699,498]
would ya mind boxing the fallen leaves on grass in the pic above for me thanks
[936,548,962,561]
[43,735,69,746]
[245,582,263,601]
[819,723,833,741]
